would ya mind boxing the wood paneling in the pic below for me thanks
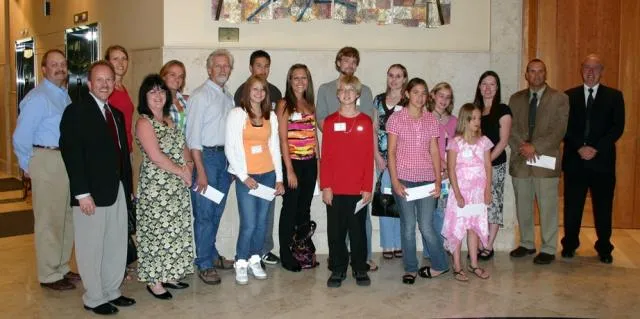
[524,0,640,229]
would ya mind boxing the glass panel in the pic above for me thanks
[65,23,99,104]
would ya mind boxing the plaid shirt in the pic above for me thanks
[386,108,439,182]
[169,92,188,134]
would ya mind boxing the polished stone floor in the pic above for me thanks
[1,171,638,318]
[2,229,640,318]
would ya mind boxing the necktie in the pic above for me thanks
[528,92,537,141]
[104,104,122,169]
[584,88,594,140]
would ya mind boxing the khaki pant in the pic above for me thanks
[29,149,74,283]
[73,183,127,307]
[512,177,559,254]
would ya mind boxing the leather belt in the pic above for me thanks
[33,144,60,150]
[203,145,224,151]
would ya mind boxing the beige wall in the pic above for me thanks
[166,0,522,254]
[1,0,163,175]
[164,0,490,51]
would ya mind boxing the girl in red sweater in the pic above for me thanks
[320,75,374,288]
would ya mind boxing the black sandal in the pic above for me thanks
[419,266,450,278]
[478,249,495,260]
[382,251,394,259]
[402,274,416,284]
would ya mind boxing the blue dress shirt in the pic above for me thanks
[12,79,72,172]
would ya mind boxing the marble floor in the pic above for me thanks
[1,172,639,318]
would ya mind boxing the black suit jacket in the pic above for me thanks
[59,92,133,209]
[562,84,625,174]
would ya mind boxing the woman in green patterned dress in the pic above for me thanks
[135,74,194,300]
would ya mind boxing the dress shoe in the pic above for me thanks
[64,271,81,281]
[199,268,221,285]
[109,295,136,307]
[599,254,613,264]
[509,246,536,258]
[40,278,75,290]
[146,285,173,300]
[533,252,556,265]
[162,281,189,289]
[561,250,575,258]
[84,303,119,315]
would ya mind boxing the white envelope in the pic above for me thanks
[526,155,556,170]
[457,203,487,218]
[383,187,392,195]
[313,182,320,196]
[354,199,367,215]
[195,185,225,204]
[405,183,436,202]
[248,183,276,201]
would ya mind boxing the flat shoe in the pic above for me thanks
[162,281,189,289]
[418,266,449,278]
[84,303,119,315]
[467,265,490,279]
[393,250,403,258]
[146,285,173,300]
[478,249,494,261]
[382,251,394,259]
[453,270,469,282]
[109,296,136,307]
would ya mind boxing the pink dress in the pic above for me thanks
[441,135,493,253]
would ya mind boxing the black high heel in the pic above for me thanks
[146,285,172,300]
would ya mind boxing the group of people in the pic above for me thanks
[12,43,624,314]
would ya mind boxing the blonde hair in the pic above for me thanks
[427,82,454,114]
[337,75,362,95]
[455,103,482,141]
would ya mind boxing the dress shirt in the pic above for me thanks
[13,78,71,172]
[528,85,547,108]
[584,83,600,106]
[186,79,234,150]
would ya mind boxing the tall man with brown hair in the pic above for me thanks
[13,49,80,290]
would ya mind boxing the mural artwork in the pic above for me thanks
[212,0,451,27]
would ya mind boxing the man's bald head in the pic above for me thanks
[581,54,604,87]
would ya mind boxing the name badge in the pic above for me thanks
[356,125,364,131]
[271,102,276,110]
[251,145,263,154]
[334,122,346,132]
[290,112,302,121]
[394,105,403,112]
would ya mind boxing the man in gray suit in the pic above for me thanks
[507,59,569,265]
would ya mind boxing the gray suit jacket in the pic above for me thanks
[508,85,569,178]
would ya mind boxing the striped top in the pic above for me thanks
[287,112,316,160]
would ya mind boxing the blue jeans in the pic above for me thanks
[379,217,401,250]
[395,180,449,273]
[422,197,445,258]
[235,171,276,260]
[192,148,232,270]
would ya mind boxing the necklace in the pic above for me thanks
[337,111,359,134]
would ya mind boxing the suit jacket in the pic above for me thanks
[508,85,569,178]
[59,92,133,209]
[562,84,625,174]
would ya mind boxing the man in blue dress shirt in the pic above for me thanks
[12,49,80,290]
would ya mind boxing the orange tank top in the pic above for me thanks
[243,118,274,174]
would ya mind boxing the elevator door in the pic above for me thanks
[65,23,99,104]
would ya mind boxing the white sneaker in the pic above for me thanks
[234,259,249,285]
[248,255,267,280]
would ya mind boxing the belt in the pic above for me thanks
[203,145,224,151]
[33,144,60,150]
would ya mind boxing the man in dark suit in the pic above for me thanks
[60,60,136,315]
[561,54,625,264]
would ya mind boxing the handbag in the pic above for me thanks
[371,169,399,218]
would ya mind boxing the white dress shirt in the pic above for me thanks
[584,83,600,106]
[186,79,234,150]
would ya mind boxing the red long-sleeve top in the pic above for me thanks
[320,112,374,195]
[108,86,134,151]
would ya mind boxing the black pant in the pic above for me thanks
[327,194,368,273]
[279,158,317,266]
[561,169,616,255]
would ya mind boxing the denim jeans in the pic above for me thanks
[235,171,276,260]
[380,217,401,250]
[422,196,446,258]
[395,180,449,273]
[262,200,275,255]
[192,148,232,270]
